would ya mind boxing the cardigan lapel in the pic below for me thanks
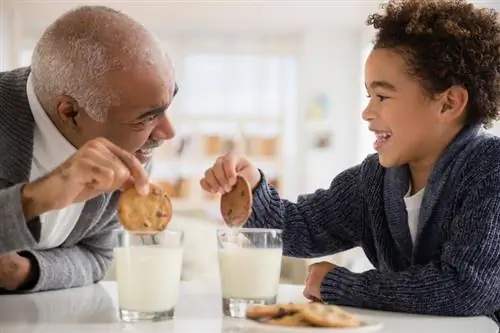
[416,125,481,243]
[0,67,35,184]
[384,164,413,262]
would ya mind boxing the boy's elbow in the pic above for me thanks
[451,280,499,317]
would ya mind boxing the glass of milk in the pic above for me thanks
[216,228,283,318]
[114,228,183,322]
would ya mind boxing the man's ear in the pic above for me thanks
[55,95,80,127]
[438,85,468,124]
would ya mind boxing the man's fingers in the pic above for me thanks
[99,139,150,195]
[119,177,136,191]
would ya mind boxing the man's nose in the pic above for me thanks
[152,114,175,140]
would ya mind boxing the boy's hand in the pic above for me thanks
[303,261,336,302]
[200,152,261,193]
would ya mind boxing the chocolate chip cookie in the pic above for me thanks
[118,183,173,234]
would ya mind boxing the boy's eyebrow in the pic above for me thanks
[365,80,397,92]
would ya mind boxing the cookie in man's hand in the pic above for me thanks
[220,176,252,227]
[118,183,173,234]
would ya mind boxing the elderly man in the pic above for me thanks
[0,5,176,292]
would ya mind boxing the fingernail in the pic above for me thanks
[140,184,150,196]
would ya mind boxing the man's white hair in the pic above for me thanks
[31,5,168,122]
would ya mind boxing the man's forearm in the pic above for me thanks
[0,183,42,254]
[15,244,112,292]
[21,175,61,221]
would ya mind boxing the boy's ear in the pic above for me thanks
[438,85,468,123]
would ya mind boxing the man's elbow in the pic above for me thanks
[91,249,114,283]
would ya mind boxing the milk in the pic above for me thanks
[115,246,183,313]
[218,247,282,299]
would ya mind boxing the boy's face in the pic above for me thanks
[362,48,461,169]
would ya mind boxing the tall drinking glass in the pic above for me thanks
[217,228,283,318]
[114,228,183,322]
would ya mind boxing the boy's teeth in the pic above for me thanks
[376,132,392,139]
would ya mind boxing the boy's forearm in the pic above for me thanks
[246,168,365,259]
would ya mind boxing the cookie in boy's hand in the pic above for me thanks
[220,176,252,227]
[118,183,173,233]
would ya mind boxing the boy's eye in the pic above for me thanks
[366,94,388,102]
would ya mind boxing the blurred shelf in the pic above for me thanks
[152,110,284,211]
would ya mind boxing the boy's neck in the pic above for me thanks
[409,162,433,195]
[408,126,464,195]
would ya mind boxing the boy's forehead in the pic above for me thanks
[365,49,411,87]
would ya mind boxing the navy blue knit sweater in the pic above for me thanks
[247,125,500,319]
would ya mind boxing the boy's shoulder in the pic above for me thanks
[458,131,500,175]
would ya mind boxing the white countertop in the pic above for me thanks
[0,281,496,333]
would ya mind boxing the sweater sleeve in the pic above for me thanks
[246,165,364,259]
[320,173,500,317]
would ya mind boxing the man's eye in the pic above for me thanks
[135,114,159,126]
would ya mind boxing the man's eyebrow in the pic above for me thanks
[134,83,178,121]
[365,80,397,92]
[136,107,165,121]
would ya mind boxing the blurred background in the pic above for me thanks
[2,0,500,284]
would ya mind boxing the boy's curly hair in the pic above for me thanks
[367,0,500,127]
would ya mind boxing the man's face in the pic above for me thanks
[56,66,177,164]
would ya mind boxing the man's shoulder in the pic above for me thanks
[0,67,31,114]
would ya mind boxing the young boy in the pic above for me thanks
[200,0,500,321]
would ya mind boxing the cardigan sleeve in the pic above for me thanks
[320,173,500,317]
[246,164,364,259]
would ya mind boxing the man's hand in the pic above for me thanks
[21,137,150,220]
[0,253,31,291]
[303,261,336,302]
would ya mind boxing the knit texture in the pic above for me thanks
[0,67,120,292]
[248,124,500,321]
